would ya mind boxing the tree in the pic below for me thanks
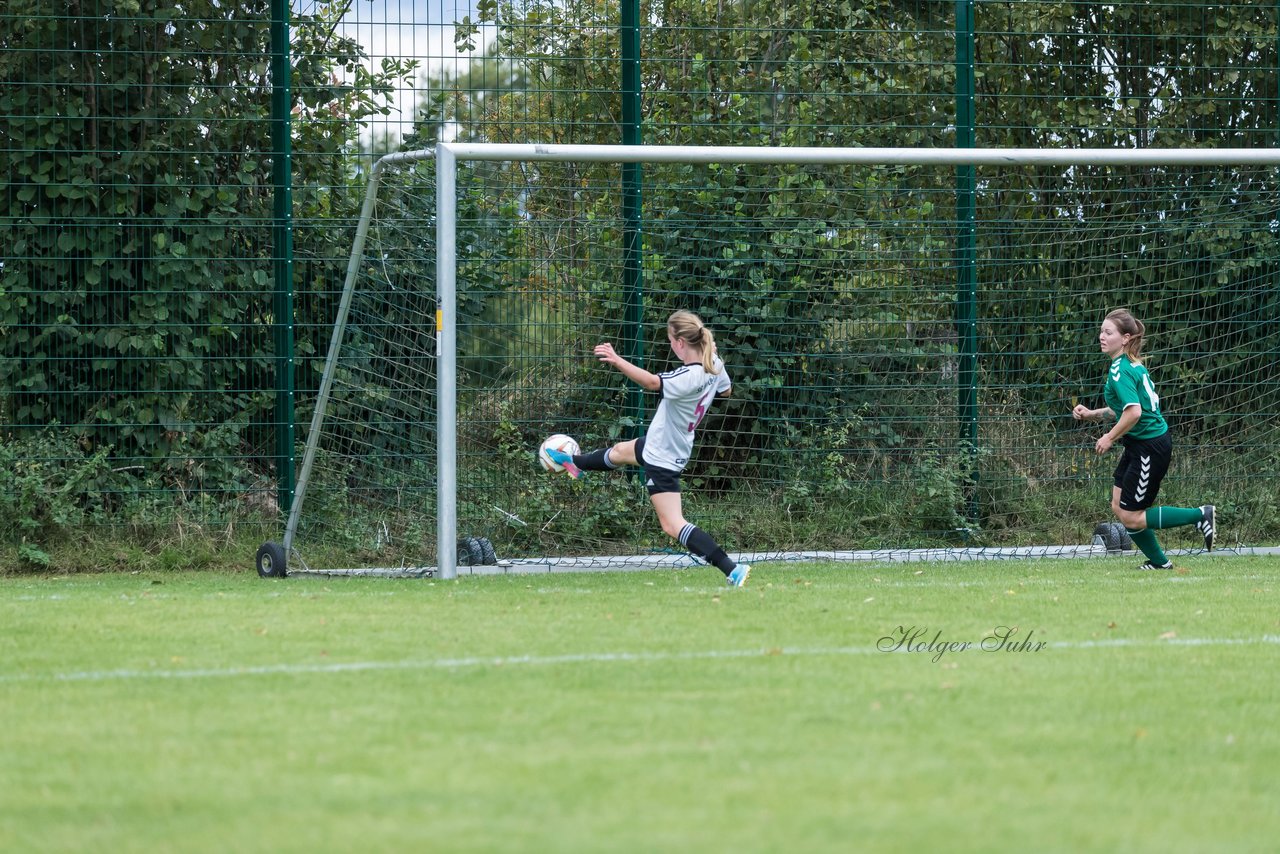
[443,0,1280,425]
[1,0,414,496]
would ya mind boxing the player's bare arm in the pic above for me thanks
[1072,403,1113,422]
[594,342,661,390]
[1095,404,1140,454]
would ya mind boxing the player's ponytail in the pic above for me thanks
[697,326,719,373]
[1105,308,1146,362]
[667,309,721,374]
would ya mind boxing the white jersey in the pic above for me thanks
[643,357,731,472]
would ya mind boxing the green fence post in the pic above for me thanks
[621,0,645,433]
[271,0,296,518]
[955,0,979,523]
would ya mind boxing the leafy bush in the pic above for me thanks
[0,429,115,565]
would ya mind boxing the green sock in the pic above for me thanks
[1126,528,1169,565]
[1144,506,1204,530]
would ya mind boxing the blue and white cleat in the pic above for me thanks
[544,447,583,479]
[727,563,751,588]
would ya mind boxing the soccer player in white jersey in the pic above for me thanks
[544,310,751,587]
[1071,308,1216,569]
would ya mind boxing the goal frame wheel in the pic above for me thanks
[256,541,288,578]
[1091,522,1132,553]
[457,536,484,566]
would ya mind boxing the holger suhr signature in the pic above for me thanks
[878,625,1047,663]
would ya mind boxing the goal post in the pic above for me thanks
[257,144,1280,580]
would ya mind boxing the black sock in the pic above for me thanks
[679,524,735,575]
[572,447,616,471]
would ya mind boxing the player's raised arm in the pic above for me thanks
[594,342,661,390]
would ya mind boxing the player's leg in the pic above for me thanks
[1110,486,1149,531]
[647,477,747,586]
[1136,432,1211,545]
[1112,442,1172,570]
[545,438,636,478]
[1144,502,1212,549]
[588,439,636,468]
[1117,495,1171,570]
[577,438,637,469]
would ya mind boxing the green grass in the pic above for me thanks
[2,557,1278,853]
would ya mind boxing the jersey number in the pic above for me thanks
[688,392,712,433]
[1142,374,1161,412]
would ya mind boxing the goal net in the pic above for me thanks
[259,145,1280,579]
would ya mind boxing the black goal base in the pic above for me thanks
[1091,522,1133,553]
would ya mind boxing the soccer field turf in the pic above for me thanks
[2,557,1277,853]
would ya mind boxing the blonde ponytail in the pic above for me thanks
[667,310,721,374]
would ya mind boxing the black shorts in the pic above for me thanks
[1113,430,1172,512]
[634,436,682,496]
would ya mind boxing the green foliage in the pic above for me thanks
[0,428,114,564]
[0,423,289,569]
[419,0,1280,550]
[1,0,414,467]
[434,0,1273,448]
[6,0,1280,560]
[454,362,656,556]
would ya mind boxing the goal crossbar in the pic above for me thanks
[440,144,1280,167]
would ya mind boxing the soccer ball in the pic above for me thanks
[538,433,580,472]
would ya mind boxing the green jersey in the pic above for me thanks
[1103,357,1168,440]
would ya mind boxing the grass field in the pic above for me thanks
[2,556,1278,853]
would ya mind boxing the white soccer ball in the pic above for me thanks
[538,433,580,472]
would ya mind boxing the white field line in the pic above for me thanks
[3,636,1278,684]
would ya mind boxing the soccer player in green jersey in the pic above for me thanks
[1071,309,1216,570]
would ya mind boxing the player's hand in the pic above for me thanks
[1095,434,1113,455]
[1072,404,1092,421]
[593,343,620,365]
